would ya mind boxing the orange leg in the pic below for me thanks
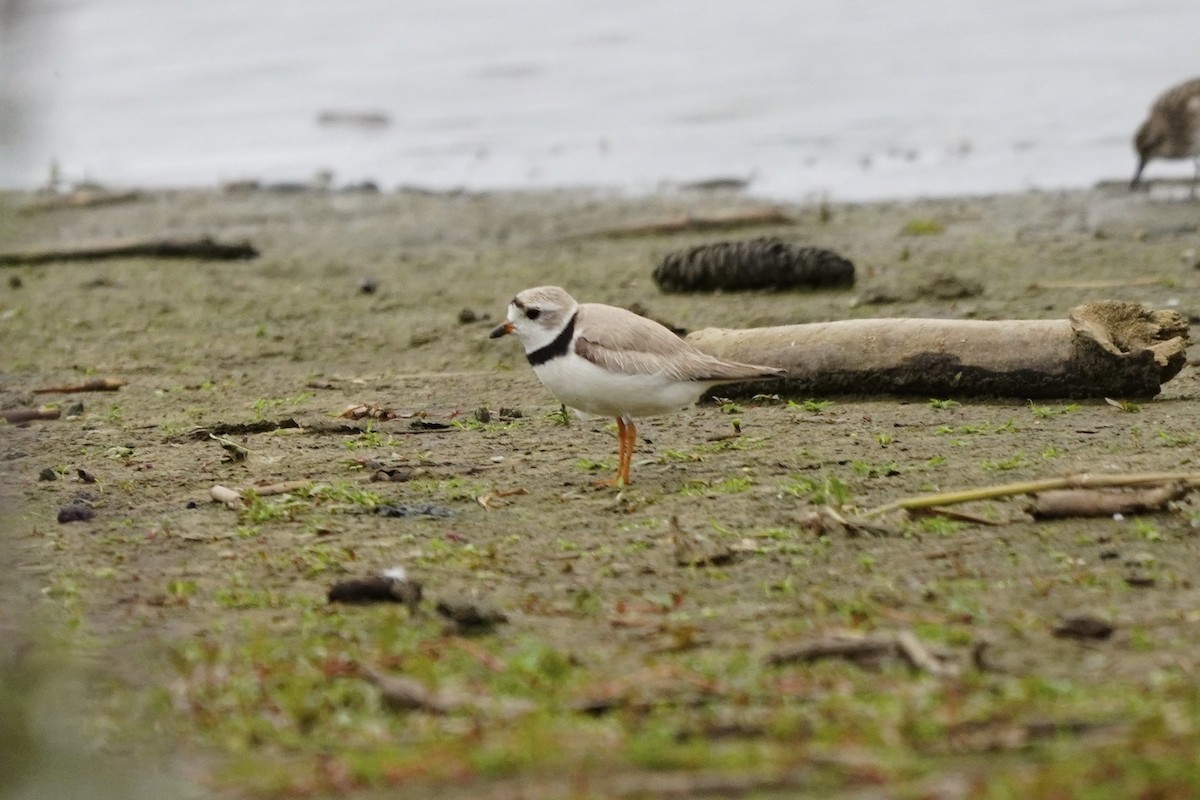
[618,417,637,486]
[593,416,636,487]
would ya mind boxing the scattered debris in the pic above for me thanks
[188,418,301,438]
[338,402,398,421]
[677,176,752,191]
[1032,277,1167,290]
[571,666,721,715]
[863,471,1200,519]
[574,206,794,240]
[377,503,455,519]
[792,506,897,537]
[670,516,737,567]
[653,237,854,293]
[1,406,61,424]
[475,487,528,510]
[0,236,259,266]
[1053,615,1115,640]
[362,665,534,718]
[362,667,454,714]
[32,378,125,394]
[435,599,508,634]
[767,630,960,677]
[247,480,312,497]
[57,502,95,524]
[935,717,1123,754]
[209,480,313,510]
[410,419,452,431]
[327,570,422,613]
[1029,482,1191,518]
[209,433,250,463]
[917,272,984,300]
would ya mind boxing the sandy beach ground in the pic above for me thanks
[2,183,1199,798]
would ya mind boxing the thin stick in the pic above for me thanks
[1,406,62,423]
[1031,278,1166,289]
[861,471,1200,518]
[571,207,794,240]
[0,236,258,266]
[33,378,126,394]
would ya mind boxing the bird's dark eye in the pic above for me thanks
[525,307,541,320]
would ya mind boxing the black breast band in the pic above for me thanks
[526,311,577,367]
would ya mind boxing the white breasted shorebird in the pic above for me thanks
[490,285,784,486]
[1131,77,1200,194]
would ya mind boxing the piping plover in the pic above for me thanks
[489,285,784,486]
[1132,77,1200,192]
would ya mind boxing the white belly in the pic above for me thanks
[533,353,710,418]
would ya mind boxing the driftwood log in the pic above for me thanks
[688,301,1188,398]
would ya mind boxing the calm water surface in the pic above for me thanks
[3,0,1198,200]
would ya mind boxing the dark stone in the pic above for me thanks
[1053,615,1114,640]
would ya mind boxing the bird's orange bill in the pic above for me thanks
[489,321,515,338]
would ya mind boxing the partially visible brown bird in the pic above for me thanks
[1131,77,1200,193]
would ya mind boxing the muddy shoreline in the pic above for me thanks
[2,183,1200,798]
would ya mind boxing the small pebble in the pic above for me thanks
[1053,615,1114,640]
[38,467,57,482]
[458,308,479,324]
[77,468,97,483]
[359,276,378,294]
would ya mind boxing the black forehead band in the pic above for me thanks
[512,296,526,310]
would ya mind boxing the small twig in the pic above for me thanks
[33,378,126,394]
[570,206,794,240]
[0,236,258,266]
[861,472,1200,518]
[1031,277,1166,289]
[245,480,312,497]
[1,406,62,424]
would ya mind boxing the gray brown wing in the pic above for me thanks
[575,303,783,382]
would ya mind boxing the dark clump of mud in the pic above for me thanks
[653,236,855,292]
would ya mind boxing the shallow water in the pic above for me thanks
[3,0,1198,200]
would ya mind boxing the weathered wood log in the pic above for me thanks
[0,236,258,266]
[688,301,1188,398]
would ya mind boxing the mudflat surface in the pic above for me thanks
[2,184,1199,799]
